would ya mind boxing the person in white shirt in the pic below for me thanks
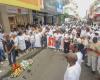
[23,31,30,50]
[70,43,83,65]
[54,31,61,51]
[64,53,81,80]
[95,41,100,76]
[17,32,26,52]
[81,29,86,37]
[87,37,98,73]
[34,29,42,48]
[0,31,6,62]
[74,44,83,65]
[30,32,35,49]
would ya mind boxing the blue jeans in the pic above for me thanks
[78,43,85,60]
[25,40,31,49]
[0,48,5,62]
[8,50,16,65]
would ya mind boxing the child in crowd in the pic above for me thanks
[5,34,17,65]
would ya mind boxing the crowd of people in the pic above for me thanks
[62,23,100,80]
[0,24,47,66]
[0,22,100,79]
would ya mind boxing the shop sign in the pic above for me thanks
[7,7,17,13]
[0,0,41,10]
[7,6,28,14]
[44,0,57,12]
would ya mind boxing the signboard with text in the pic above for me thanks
[43,0,63,14]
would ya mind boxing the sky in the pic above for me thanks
[76,0,94,18]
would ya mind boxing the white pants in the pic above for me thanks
[87,52,97,71]
[97,56,100,74]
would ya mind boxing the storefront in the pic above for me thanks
[7,6,31,29]
[42,0,64,25]
[0,0,41,32]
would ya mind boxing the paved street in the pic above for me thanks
[2,49,98,80]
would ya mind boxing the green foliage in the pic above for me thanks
[58,13,69,23]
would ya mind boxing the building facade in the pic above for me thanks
[88,0,100,24]
[0,0,41,32]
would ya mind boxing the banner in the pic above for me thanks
[47,36,64,49]
[0,0,41,10]
[47,36,55,48]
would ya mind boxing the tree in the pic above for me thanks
[59,13,69,23]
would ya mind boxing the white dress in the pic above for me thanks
[34,33,42,47]
[64,63,81,80]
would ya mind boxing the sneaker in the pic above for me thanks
[0,70,2,73]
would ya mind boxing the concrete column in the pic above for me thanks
[42,16,44,25]
[0,5,10,33]
[28,10,33,24]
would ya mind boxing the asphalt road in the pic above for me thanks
[2,49,98,80]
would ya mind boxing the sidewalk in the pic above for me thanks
[0,48,43,79]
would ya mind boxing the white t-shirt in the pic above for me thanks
[17,36,26,50]
[64,34,69,42]
[86,32,91,37]
[83,38,89,47]
[54,33,61,41]
[76,52,83,65]
[77,38,82,44]
[70,34,73,39]
[81,30,86,37]
[0,33,3,49]
[0,41,3,50]
[10,31,17,36]
[0,33,3,40]
[34,33,42,47]
[23,34,30,41]
[64,63,81,80]
[30,35,35,43]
